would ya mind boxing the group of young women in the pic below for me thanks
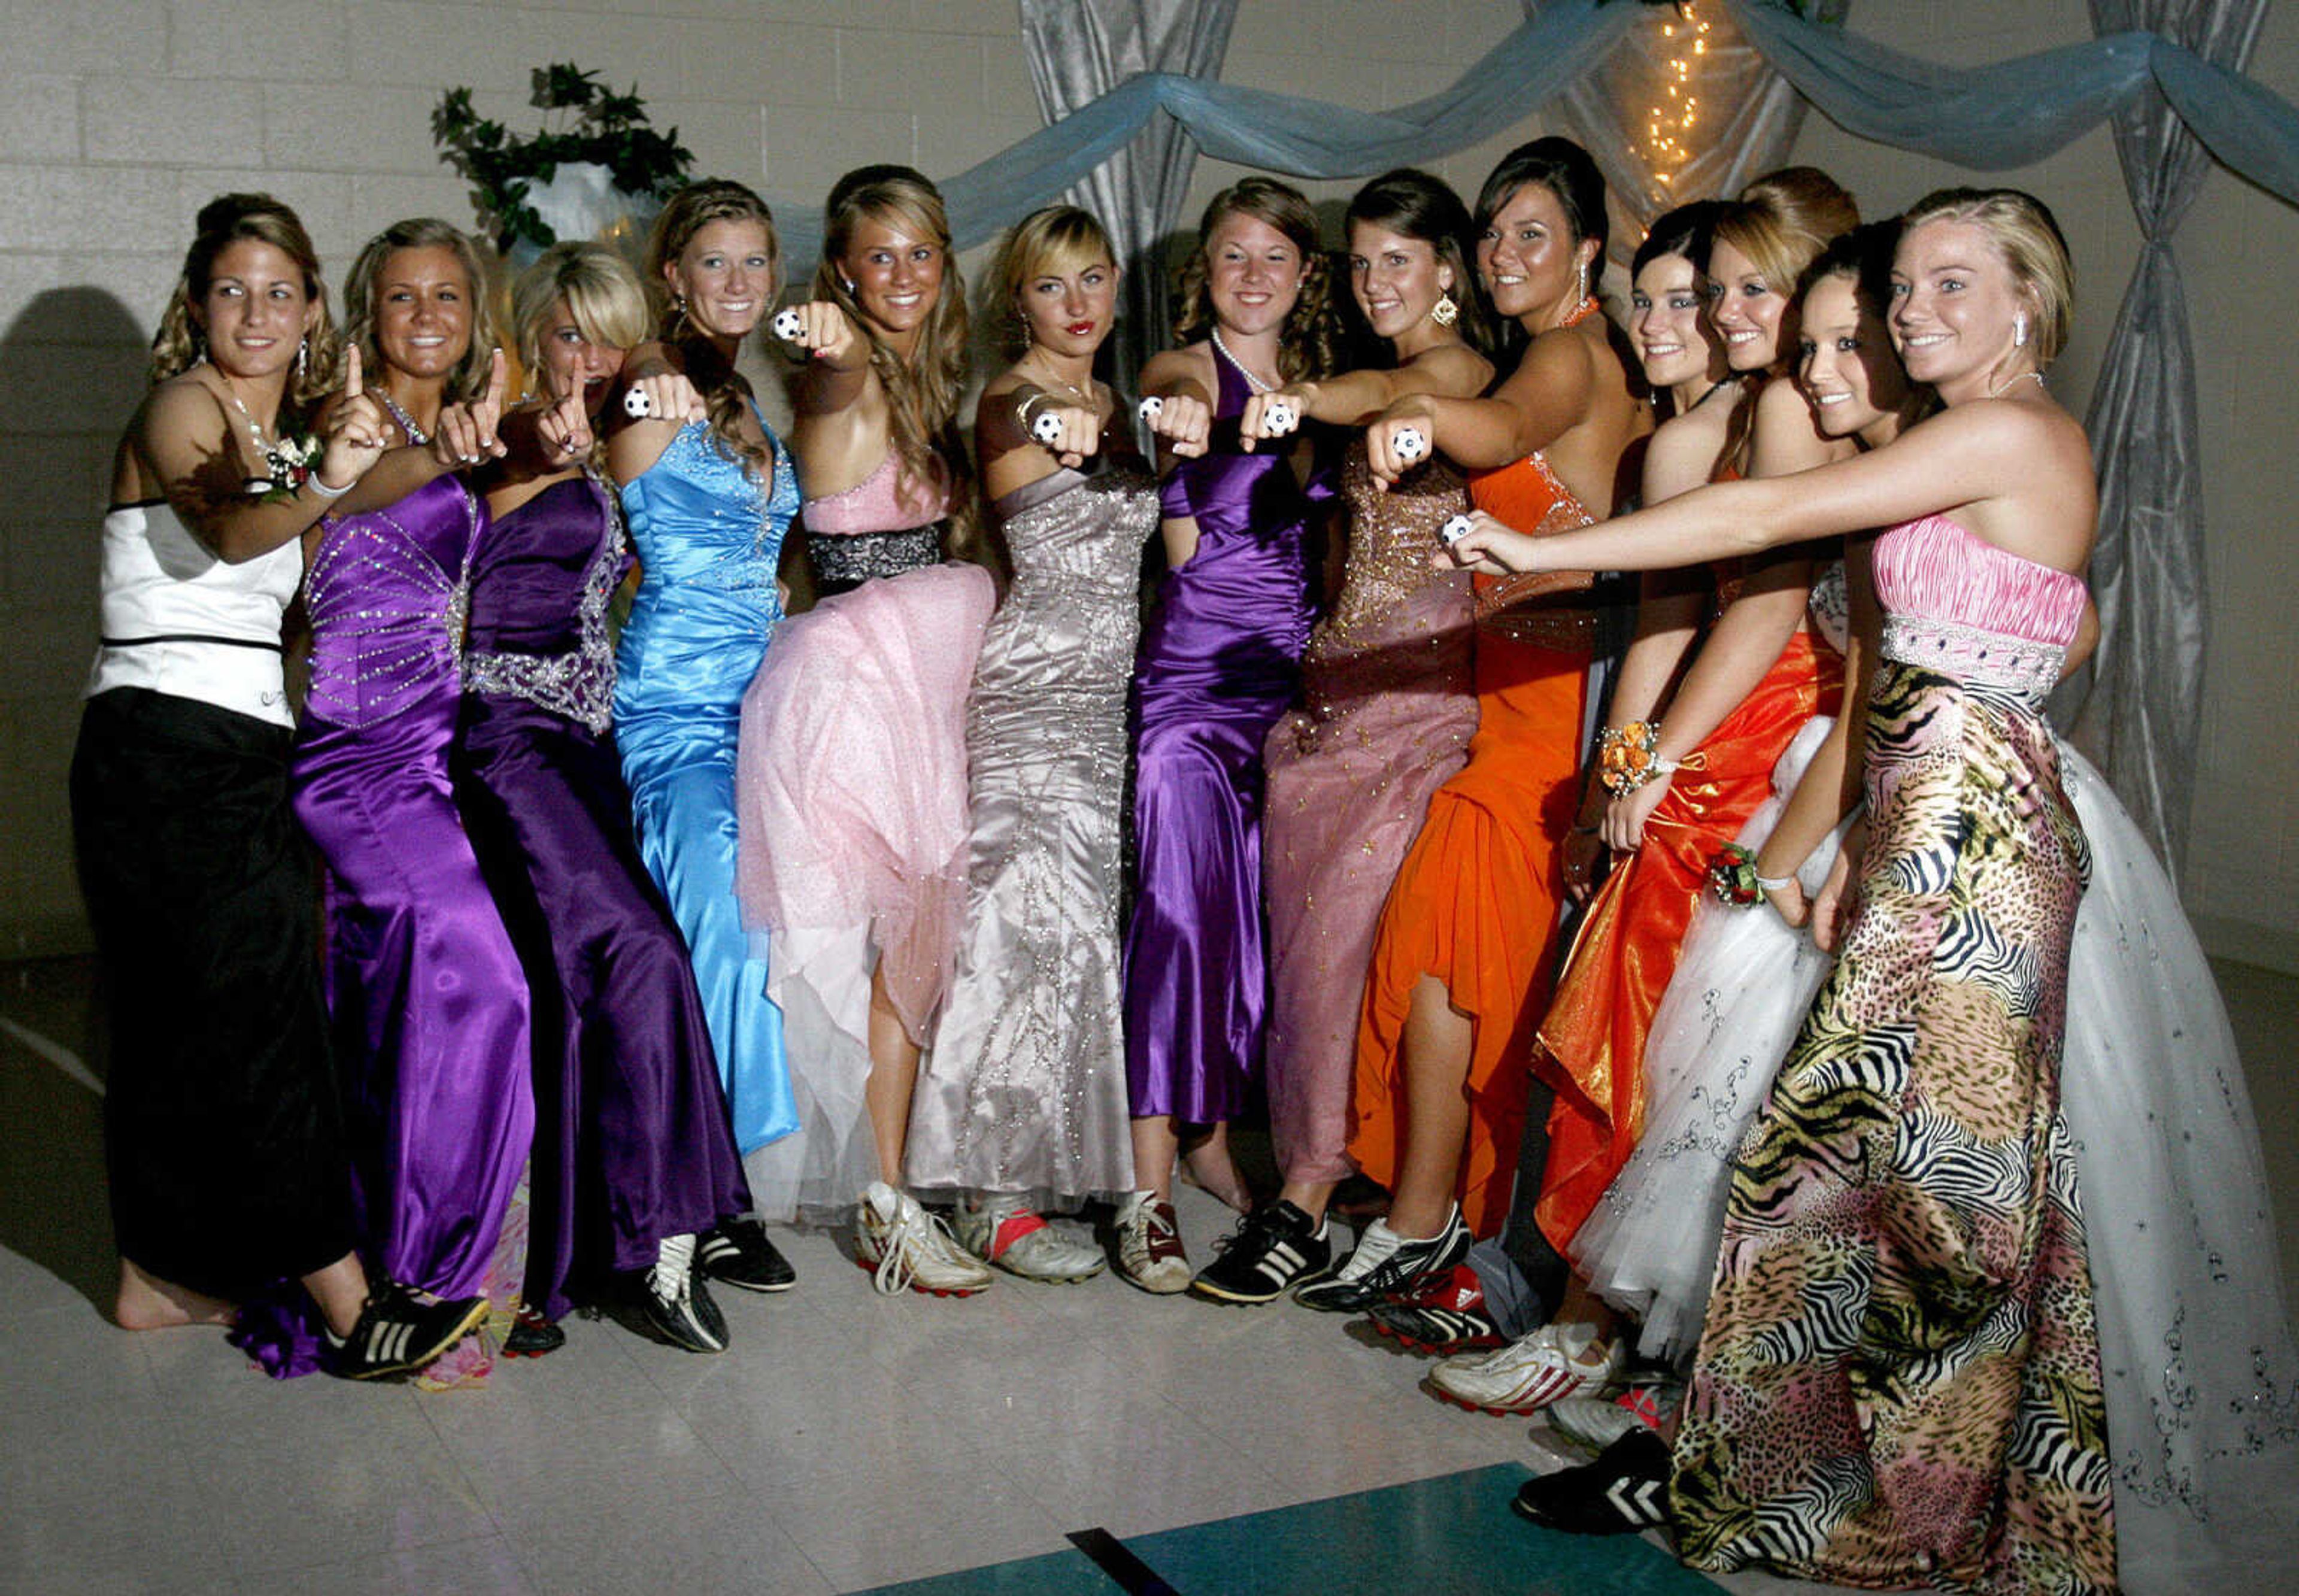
[75,126,2295,1588]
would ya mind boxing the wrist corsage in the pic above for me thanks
[247,432,324,505]
[1598,721,1678,795]
[1706,842,1794,908]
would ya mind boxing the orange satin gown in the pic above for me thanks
[1531,572,1842,1253]
[1347,452,1597,1236]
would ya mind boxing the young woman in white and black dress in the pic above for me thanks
[74,193,484,1379]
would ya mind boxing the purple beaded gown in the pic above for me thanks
[292,473,533,1313]
[454,471,751,1321]
[1123,344,1324,1126]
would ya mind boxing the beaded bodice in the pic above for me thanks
[1308,441,1473,684]
[304,473,484,730]
[1872,514,2086,706]
[463,471,627,735]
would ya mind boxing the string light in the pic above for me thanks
[1640,1,1713,187]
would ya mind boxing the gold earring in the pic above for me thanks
[1430,291,1458,327]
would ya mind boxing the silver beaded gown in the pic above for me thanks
[906,449,1158,1206]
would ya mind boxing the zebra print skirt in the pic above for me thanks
[1669,659,2116,1594]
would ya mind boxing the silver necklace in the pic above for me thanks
[378,390,431,445]
[1209,326,1278,393]
[1986,369,2046,399]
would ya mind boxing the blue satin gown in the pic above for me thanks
[614,413,798,1155]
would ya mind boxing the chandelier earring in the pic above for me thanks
[1430,288,1459,327]
[296,335,309,382]
[1576,256,1590,304]
[2013,311,2029,348]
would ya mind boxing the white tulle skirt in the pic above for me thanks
[1574,727,2299,1587]
[1569,715,1844,1363]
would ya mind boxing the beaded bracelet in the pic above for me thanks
[1597,721,1680,795]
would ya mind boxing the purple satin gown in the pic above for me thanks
[1123,345,1324,1124]
[453,471,750,1321]
[292,472,533,1303]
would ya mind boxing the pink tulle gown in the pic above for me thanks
[735,451,994,1218]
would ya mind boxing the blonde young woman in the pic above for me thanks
[905,207,1160,1279]
[1187,168,1496,1306]
[74,193,484,1380]
[609,179,801,1303]
[733,166,997,1295]
[452,242,755,1354]
[289,217,536,1385]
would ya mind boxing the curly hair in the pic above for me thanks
[148,193,342,418]
[1170,177,1343,383]
[341,217,501,405]
[811,165,977,554]
[643,178,780,477]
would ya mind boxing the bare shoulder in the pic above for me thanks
[1644,405,1728,483]
[137,371,230,441]
[1140,342,1211,396]
[1404,341,1493,395]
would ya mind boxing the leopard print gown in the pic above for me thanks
[1670,515,2114,1594]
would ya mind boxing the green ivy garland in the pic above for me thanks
[432,64,695,256]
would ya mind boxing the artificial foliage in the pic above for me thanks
[432,63,694,256]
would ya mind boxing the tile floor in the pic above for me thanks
[2,952,2294,1595]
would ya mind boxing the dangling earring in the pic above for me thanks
[1430,289,1458,327]
[1576,257,1590,305]
[2013,312,2029,348]
[296,336,308,382]
[840,277,856,296]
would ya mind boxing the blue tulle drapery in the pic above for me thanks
[775,0,2298,263]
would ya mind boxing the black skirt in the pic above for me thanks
[71,686,355,1298]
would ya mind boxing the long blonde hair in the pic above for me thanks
[149,193,342,415]
[642,178,779,476]
[342,217,500,403]
[812,165,975,546]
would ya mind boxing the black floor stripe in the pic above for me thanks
[1067,1527,1181,1595]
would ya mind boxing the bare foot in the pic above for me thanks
[1178,1143,1252,1213]
[114,1260,235,1330]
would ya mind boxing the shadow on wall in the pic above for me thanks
[0,286,147,961]
[0,958,116,1318]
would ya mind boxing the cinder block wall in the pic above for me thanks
[2,0,2293,970]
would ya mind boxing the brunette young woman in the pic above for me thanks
[1457,187,2118,1594]
[1302,138,1646,1315]
[732,166,996,1295]
[1114,175,1343,1292]
[1186,168,1495,1305]
[1424,172,1859,1404]
[608,178,801,1301]
[74,194,483,1379]
[905,207,1159,1280]
[451,242,756,1354]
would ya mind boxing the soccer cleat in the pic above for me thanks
[639,1233,729,1354]
[854,1182,993,1297]
[1363,1263,1503,1355]
[954,1197,1105,1283]
[1292,1206,1470,1314]
[1189,1200,1333,1305]
[1111,1192,1191,1294]
[1510,1430,1673,1535]
[502,1304,566,1358]
[1546,1383,1679,1455]
[324,1280,489,1380]
[1427,1321,1625,1415]
[695,1216,795,1293]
